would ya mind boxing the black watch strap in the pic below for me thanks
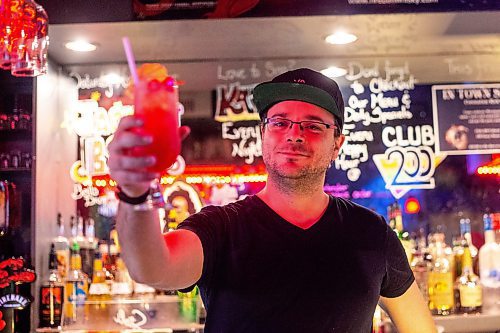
[115,186,150,205]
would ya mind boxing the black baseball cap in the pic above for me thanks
[252,68,345,129]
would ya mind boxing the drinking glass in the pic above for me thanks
[34,3,48,75]
[131,74,181,210]
[10,0,37,77]
[0,0,16,70]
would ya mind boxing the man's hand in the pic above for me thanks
[107,115,190,196]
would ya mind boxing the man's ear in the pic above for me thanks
[331,134,345,160]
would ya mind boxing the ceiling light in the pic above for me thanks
[321,66,347,78]
[325,31,357,45]
[65,40,98,52]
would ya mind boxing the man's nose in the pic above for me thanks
[286,122,305,142]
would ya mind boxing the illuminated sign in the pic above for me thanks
[163,181,203,213]
[214,82,262,165]
[67,71,188,206]
[113,308,147,329]
[0,294,30,309]
[333,60,449,199]
[214,61,299,164]
[221,122,262,164]
[69,72,130,98]
[214,82,259,122]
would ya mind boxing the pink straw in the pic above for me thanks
[122,37,139,85]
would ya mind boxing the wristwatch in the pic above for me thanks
[115,186,150,205]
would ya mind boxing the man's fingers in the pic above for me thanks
[108,131,153,152]
[119,115,144,130]
[108,154,156,170]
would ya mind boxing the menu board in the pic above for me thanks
[325,61,447,200]
[210,59,448,200]
[432,83,500,155]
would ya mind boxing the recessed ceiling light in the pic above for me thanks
[321,66,347,78]
[325,31,357,45]
[65,40,98,52]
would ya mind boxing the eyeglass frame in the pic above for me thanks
[262,116,341,136]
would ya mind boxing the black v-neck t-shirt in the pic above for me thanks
[178,195,414,333]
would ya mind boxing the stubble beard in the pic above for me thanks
[263,152,330,196]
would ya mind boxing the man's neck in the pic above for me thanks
[257,178,330,229]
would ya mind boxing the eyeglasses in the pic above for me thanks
[263,117,338,135]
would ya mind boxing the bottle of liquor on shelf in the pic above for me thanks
[99,241,117,283]
[372,305,386,333]
[111,257,133,299]
[177,286,200,323]
[411,240,430,304]
[53,213,69,279]
[455,243,482,314]
[80,217,97,278]
[478,212,500,313]
[459,217,479,274]
[428,233,454,315]
[69,215,77,244]
[493,213,500,244]
[392,201,412,263]
[39,244,64,328]
[452,234,464,281]
[64,241,89,325]
[134,280,157,299]
[88,250,111,310]
[387,202,395,230]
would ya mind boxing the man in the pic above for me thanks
[108,68,437,332]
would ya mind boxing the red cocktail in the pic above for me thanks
[132,67,180,173]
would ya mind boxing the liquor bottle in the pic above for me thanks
[134,280,156,299]
[111,257,133,298]
[64,241,89,325]
[53,213,70,279]
[494,213,500,244]
[80,217,97,278]
[69,215,77,244]
[0,180,9,237]
[39,244,64,328]
[98,241,117,283]
[88,251,111,311]
[455,243,482,314]
[387,203,395,230]
[428,233,454,315]
[177,286,200,323]
[372,305,385,333]
[459,217,478,273]
[411,242,430,304]
[393,201,412,263]
[478,213,500,313]
[452,234,464,281]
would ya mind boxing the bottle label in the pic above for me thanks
[459,285,482,307]
[428,272,454,308]
[111,282,133,296]
[66,281,88,306]
[89,283,110,295]
[55,250,69,278]
[39,286,63,327]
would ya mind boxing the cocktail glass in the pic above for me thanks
[131,73,181,210]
